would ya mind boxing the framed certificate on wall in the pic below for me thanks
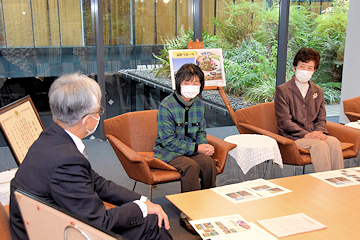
[0,96,44,165]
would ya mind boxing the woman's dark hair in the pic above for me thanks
[292,48,321,70]
[175,63,205,93]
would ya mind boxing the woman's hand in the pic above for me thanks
[304,131,327,141]
[198,144,215,156]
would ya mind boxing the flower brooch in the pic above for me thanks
[312,92,318,99]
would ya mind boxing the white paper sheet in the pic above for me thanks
[257,213,327,238]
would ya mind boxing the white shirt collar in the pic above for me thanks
[295,80,309,98]
[64,129,86,156]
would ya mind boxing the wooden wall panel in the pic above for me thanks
[176,0,192,36]
[109,0,130,45]
[3,0,33,47]
[58,0,82,46]
[135,1,155,45]
[156,0,176,44]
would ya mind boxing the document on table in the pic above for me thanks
[190,214,277,240]
[257,213,327,238]
[310,167,360,187]
[211,178,291,204]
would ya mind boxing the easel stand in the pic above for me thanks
[203,86,241,134]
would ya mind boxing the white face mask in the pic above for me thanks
[180,85,200,99]
[82,114,100,137]
[295,69,314,83]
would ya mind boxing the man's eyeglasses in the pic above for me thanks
[83,106,105,118]
[96,106,105,116]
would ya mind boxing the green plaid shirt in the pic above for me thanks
[153,92,207,163]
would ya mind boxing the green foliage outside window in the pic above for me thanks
[154,0,348,104]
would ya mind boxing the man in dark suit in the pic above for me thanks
[9,73,172,240]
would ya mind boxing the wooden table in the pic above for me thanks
[167,174,360,239]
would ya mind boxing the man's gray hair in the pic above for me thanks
[49,73,102,126]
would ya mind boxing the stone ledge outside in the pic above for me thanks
[121,69,340,117]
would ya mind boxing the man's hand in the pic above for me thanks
[304,131,327,141]
[198,144,215,156]
[145,200,170,230]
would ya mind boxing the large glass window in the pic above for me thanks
[2,0,83,48]
[0,1,337,48]
[291,0,332,14]
[0,0,344,144]
[288,0,348,85]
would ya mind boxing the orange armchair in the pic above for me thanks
[0,202,11,240]
[104,110,236,199]
[343,96,360,122]
[235,102,360,175]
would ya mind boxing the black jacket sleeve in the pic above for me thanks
[50,155,144,232]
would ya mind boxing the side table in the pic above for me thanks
[0,168,17,206]
[216,134,282,186]
[344,121,360,167]
[345,121,360,129]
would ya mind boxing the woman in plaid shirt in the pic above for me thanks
[153,64,217,233]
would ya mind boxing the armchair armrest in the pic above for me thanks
[107,135,178,172]
[103,201,115,210]
[326,121,360,156]
[238,123,294,146]
[106,135,144,162]
[207,134,237,150]
[207,134,237,174]
[345,112,360,121]
[106,134,157,184]
[147,158,178,171]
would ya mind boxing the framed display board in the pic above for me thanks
[0,96,44,165]
[169,48,226,89]
[15,189,123,240]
